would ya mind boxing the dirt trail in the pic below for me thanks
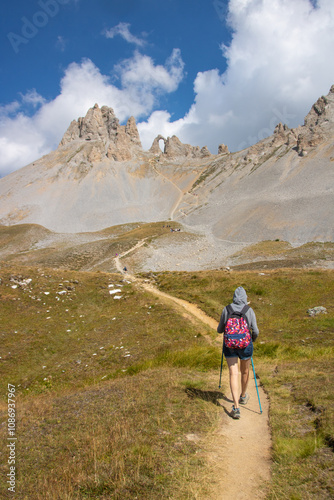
[115,246,272,499]
[149,158,210,221]
[206,370,271,499]
[114,239,149,273]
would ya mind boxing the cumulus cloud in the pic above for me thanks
[0,51,185,176]
[137,110,182,150]
[103,22,147,47]
[114,49,185,113]
[0,101,20,117]
[139,0,334,152]
[20,89,46,107]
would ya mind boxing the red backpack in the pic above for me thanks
[224,304,251,349]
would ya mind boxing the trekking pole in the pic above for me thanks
[218,347,224,389]
[251,357,262,414]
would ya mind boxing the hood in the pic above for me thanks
[233,286,248,306]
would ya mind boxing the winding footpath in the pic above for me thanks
[114,244,272,499]
[148,158,210,221]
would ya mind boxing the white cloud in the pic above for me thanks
[137,110,182,150]
[20,89,46,107]
[117,49,184,93]
[114,49,185,113]
[103,22,146,47]
[0,101,20,116]
[139,0,334,153]
[0,51,185,176]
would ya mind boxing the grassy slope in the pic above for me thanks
[0,222,182,272]
[0,264,221,499]
[153,268,334,499]
[1,223,334,498]
[230,240,334,270]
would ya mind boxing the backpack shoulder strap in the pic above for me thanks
[223,304,234,330]
[225,304,234,318]
[226,304,234,313]
[240,305,250,328]
[226,304,249,321]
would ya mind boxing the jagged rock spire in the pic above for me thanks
[296,84,334,156]
[59,104,143,161]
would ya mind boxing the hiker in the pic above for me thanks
[217,286,259,419]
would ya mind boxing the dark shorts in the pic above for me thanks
[223,342,253,360]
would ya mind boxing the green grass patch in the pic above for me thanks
[274,434,325,461]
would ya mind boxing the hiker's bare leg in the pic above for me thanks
[226,357,239,408]
[240,358,251,397]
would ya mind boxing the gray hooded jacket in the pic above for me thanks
[217,286,259,341]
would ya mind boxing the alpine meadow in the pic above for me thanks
[1,1,334,496]
[0,83,333,498]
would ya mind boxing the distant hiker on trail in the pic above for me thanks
[217,286,259,419]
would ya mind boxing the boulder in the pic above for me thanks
[307,306,327,317]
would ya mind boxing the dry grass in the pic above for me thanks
[230,240,334,270]
[154,268,334,498]
[0,222,181,272]
[0,264,222,499]
[1,231,334,498]
[2,368,222,499]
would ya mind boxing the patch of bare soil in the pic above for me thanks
[205,368,271,499]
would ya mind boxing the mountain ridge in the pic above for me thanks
[0,86,333,251]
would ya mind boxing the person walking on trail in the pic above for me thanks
[217,286,259,419]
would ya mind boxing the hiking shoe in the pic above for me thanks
[239,393,250,405]
[231,406,241,419]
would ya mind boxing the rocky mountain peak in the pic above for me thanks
[59,104,143,161]
[149,134,212,159]
[296,84,334,156]
[304,84,334,129]
[0,85,332,241]
[218,144,229,154]
[60,105,214,162]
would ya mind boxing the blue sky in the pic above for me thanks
[0,0,333,176]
